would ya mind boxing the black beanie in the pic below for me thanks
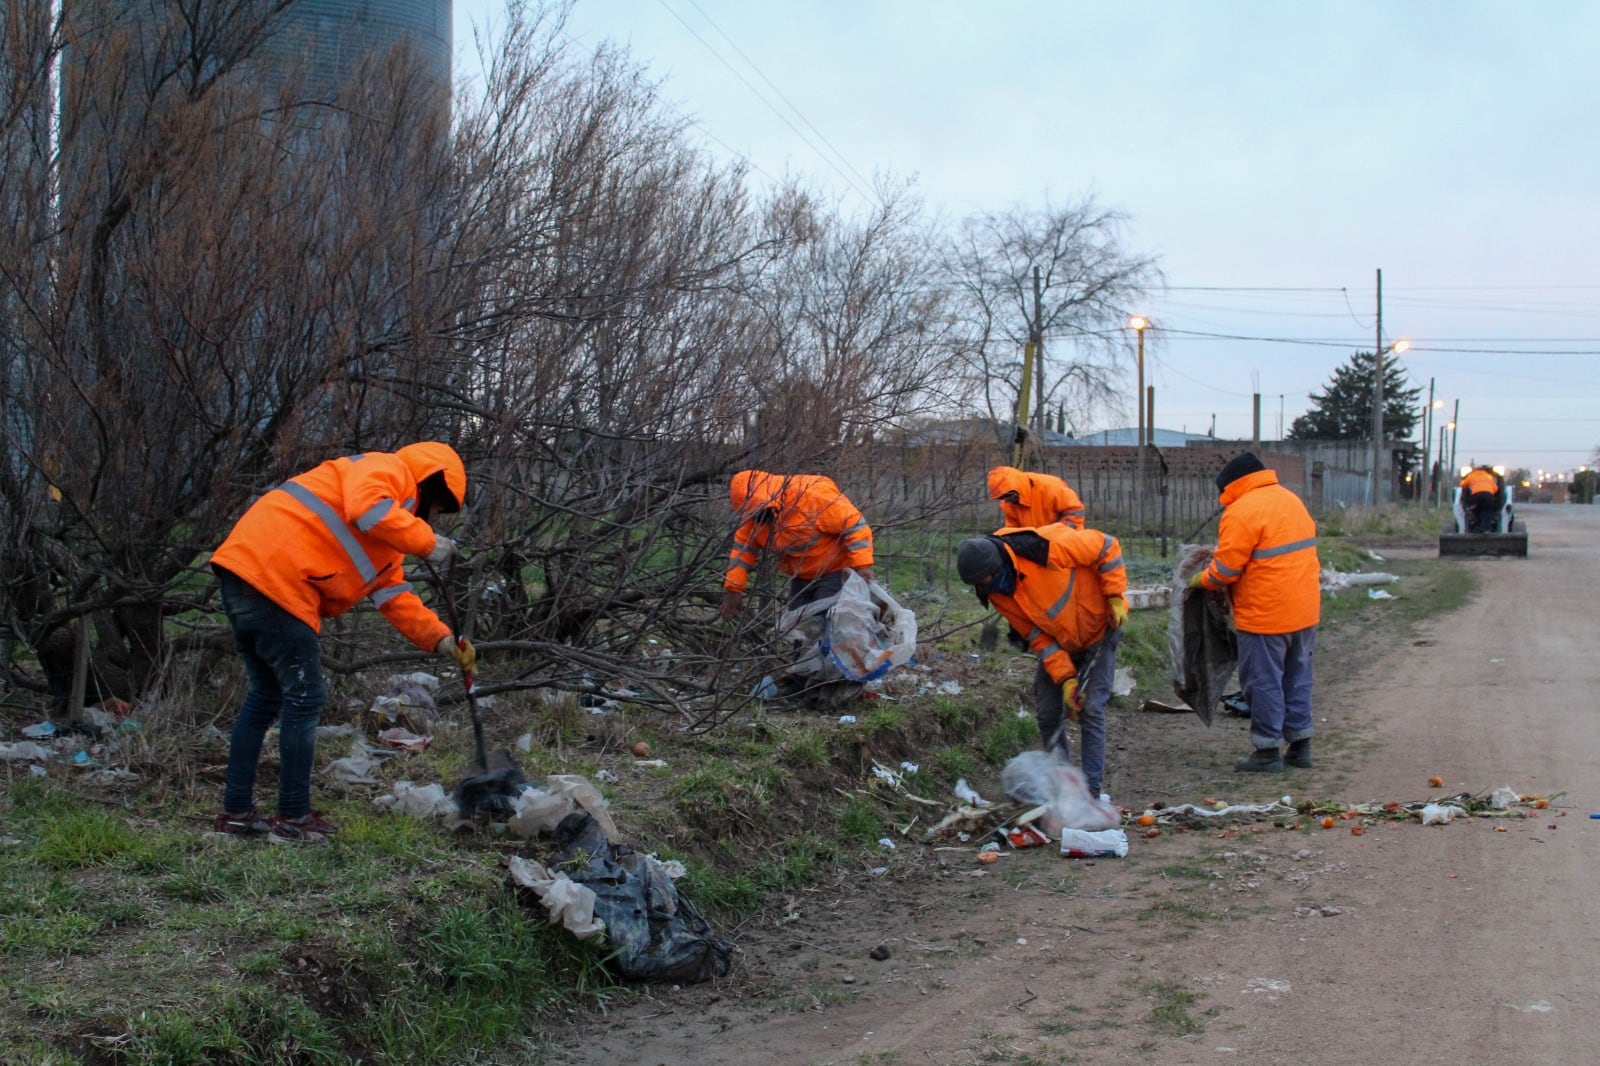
[956,538,1003,585]
[1216,452,1266,492]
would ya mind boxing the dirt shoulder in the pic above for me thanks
[541,504,1600,1066]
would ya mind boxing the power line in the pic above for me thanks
[655,0,877,205]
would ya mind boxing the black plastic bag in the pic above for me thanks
[549,813,732,984]
[1168,544,1238,726]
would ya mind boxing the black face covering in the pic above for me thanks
[418,471,460,514]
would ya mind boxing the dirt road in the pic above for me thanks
[550,503,1598,1065]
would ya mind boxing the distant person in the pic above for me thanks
[211,443,476,843]
[1188,452,1320,774]
[718,470,874,620]
[987,466,1086,529]
[955,524,1128,802]
[1459,467,1504,533]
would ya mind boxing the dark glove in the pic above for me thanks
[718,589,745,621]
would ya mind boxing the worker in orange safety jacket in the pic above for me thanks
[210,443,476,843]
[955,524,1128,801]
[718,470,874,620]
[987,466,1086,529]
[1188,452,1320,774]
[1458,466,1504,533]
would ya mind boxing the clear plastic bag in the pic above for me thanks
[1000,750,1119,832]
[776,570,917,683]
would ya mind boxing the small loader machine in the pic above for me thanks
[1439,485,1528,557]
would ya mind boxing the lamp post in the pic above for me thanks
[1369,337,1411,506]
[1129,315,1149,526]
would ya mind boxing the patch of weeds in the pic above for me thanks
[836,800,885,844]
[929,696,986,737]
[1157,861,1217,882]
[33,809,148,870]
[1137,897,1218,931]
[926,744,978,782]
[980,713,1037,765]
[1144,978,1203,1036]
[0,872,99,956]
[117,983,345,1066]
[777,730,829,769]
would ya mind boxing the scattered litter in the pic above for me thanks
[376,727,431,751]
[877,838,897,850]
[838,715,857,725]
[374,781,456,820]
[1059,827,1129,858]
[752,675,780,700]
[315,723,357,739]
[516,733,533,753]
[1112,667,1134,697]
[325,743,384,785]
[1242,977,1292,999]
[20,722,56,739]
[369,672,441,734]
[899,761,919,774]
[1506,1001,1554,1014]
[1489,786,1521,810]
[1006,823,1051,848]
[869,866,888,876]
[0,741,54,762]
[71,750,93,767]
[871,765,900,784]
[1294,905,1342,918]
[1366,588,1395,600]
[635,758,667,768]
[1366,549,1385,562]
[1320,569,1399,591]
[954,779,990,808]
[1015,708,1032,719]
[594,769,618,784]
[29,765,46,777]
[1420,803,1468,825]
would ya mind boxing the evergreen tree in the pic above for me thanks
[1288,350,1423,441]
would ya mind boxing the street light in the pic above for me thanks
[1129,316,1149,524]
[1370,337,1410,506]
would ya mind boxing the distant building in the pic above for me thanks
[254,0,452,109]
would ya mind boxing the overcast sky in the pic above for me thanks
[454,1,1600,478]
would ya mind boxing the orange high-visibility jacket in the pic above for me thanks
[1460,469,1499,496]
[1196,468,1320,635]
[723,471,873,593]
[983,525,1127,684]
[210,443,466,651]
[987,466,1086,529]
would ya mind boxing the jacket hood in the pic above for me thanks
[730,469,783,514]
[396,442,467,510]
[987,466,1029,501]
[1219,466,1279,507]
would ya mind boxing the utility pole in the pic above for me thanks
[1449,399,1460,482]
[1251,393,1261,451]
[1370,267,1384,507]
[1031,266,1044,442]
[1421,377,1435,507]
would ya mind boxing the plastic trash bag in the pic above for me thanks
[1168,544,1237,726]
[1000,750,1119,832]
[776,571,916,685]
[374,780,457,820]
[507,774,620,842]
[325,742,383,785]
[541,812,732,984]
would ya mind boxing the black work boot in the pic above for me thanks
[1233,747,1284,773]
[1285,738,1314,768]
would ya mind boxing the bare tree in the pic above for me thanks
[943,195,1162,443]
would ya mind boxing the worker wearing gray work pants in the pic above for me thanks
[1031,627,1122,800]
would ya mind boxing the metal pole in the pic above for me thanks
[1449,399,1460,480]
[1136,324,1145,529]
[1370,267,1384,507]
[1421,377,1435,507]
[1437,423,1448,507]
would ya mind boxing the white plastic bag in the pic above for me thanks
[507,774,621,842]
[1001,751,1119,832]
[507,856,605,938]
[1420,803,1468,825]
[374,780,457,820]
[1059,827,1129,858]
[823,571,917,681]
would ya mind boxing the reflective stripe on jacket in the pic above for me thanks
[987,466,1086,529]
[724,470,874,592]
[210,443,463,650]
[1198,468,1320,635]
[1460,469,1499,496]
[984,524,1127,683]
